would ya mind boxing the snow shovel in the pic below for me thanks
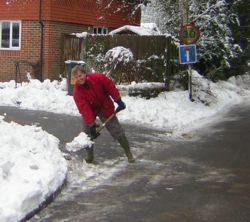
[65,111,119,156]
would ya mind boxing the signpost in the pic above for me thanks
[179,44,197,101]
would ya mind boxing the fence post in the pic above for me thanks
[165,36,175,91]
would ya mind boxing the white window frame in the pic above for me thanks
[0,20,21,50]
[93,26,108,35]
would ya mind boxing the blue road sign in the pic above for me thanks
[179,44,197,64]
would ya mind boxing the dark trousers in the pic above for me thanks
[82,114,125,140]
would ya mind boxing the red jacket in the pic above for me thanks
[73,72,120,124]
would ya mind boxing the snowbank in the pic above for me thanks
[118,72,250,134]
[0,117,67,222]
[0,79,79,116]
[0,72,249,135]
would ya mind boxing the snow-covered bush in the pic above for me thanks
[104,46,134,71]
[104,46,135,83]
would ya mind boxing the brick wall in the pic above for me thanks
[0,20,89,82]
[0,21,41,82]
[43,21,89,80]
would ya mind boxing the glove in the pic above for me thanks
[89,122,100,139]
[115,98,126,113]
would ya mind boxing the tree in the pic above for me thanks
[97,0,149,18]
[142,0,244,79]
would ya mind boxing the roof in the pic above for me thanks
[0,0,141,28]
[109,23,162,36]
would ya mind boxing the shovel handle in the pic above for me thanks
[96,113,116,133]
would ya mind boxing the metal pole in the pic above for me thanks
[180,0,189,26]
[181,0,193,101]
[188,64,193,101]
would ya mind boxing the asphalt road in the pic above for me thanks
[0,100,250,222]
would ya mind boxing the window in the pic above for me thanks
[0,21,21,50]
[93,27,108,35]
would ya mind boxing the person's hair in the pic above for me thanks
[71,65,87,77]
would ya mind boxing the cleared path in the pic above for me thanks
[0,102,250,222]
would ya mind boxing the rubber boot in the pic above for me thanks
[85,147,94,164]
[118,135,135,163]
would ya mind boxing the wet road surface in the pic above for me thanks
[0,101,250,222]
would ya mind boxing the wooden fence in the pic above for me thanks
[62,34,180,88]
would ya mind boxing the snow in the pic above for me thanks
[109,23,161,36]
[71,32,88,38]
[0,79,78,116]
[141,0,241,68]
[0,72,249,134]
[65,60,85,65]
[119,82,165,90]
[65,132,93,152]
[0,117,67,222]
[118,72,248,135]
[104,46,134,67]
[70,23,161,37]
[141,23,162,35]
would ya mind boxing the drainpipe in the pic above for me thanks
[39,0,44,81]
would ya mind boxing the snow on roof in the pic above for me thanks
[64,60,85,65]
[141,23,162,35]
[109,23,162,36]
[70,23,161,37]
[71,32,88,38]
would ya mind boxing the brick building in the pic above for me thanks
[0,0,141,81]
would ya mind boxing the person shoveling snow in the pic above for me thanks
[70,65,135,163]
[65,113,120,157]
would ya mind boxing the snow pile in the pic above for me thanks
[192,71,218,105]
[65,132,93,152]
[228,74,250,90]
[0,79,79,116]
[118,72,250,134]
[0,116,67,222]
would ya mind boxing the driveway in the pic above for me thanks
[1,101,250,222]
